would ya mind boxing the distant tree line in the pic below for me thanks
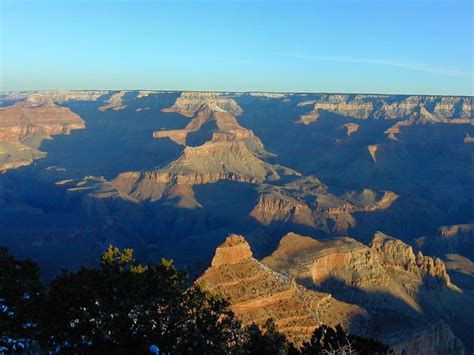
[0,246,390,354]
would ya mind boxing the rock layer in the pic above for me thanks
[197,235,368,346]
[0,100,85,171]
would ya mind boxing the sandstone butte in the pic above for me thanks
[197,234,369,347]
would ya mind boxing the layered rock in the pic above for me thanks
[98,91,129,111]
[263,232,458,309]
[112,136,281,206]
[0,100,85,171]
[155,92,269,157]
[162,91,243,117]
[0,90,108,106]
[296,94,473,124]
[250,182,398,235]
[262,232,468,352]
[197,235,368,346]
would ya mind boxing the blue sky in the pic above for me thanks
[1,0,472,95]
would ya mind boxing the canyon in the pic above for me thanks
[0,90,472,352]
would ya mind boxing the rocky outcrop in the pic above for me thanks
[112,137,281,206]
[263,232,459,312]
[262,232,468,352]
[162,92,243,117]
[98,91,129,111]
[197,235,368,346]
[415,223,474,261]
[155,92,269,157]
[250,183,398,235]
[0,100,85,171]
[367,144,378,162]
[342,122,359,136]
[250,192,316,228]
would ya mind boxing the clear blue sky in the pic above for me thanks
[1,0,472,95]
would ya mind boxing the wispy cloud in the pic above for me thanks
[280,53,472,78]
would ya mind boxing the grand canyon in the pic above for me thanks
[0,90,472,353]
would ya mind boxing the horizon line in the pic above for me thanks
[1,88,473,98]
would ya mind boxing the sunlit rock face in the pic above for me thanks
[296,94,473,124]
[262,232,471,353]
[0,100,85,171]
[197,234,368,347]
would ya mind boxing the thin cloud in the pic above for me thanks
[281,53,472,78]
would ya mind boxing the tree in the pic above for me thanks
[0,247,43,352]
[40,245,242,353]
[240,318,297,354]
[300,324,390,355]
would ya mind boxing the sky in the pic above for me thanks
[1,0,473,95]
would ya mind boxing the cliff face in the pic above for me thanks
[162,91,243,117]
[0,100,85,171]
[250,183,398,235]
[197,235,368,346]
[198,234,466,353]
[262,232,471,353]
[263,232,458,311]
[296,94,473,124]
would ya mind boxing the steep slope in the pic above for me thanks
[262,232,472,352]
[250,181,398,235]
[112,133,282,207]
[197,235,368,346]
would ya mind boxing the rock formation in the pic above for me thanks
[342,122,359,136]
[197,235,368,346]
[263,232,459,310]
[0,100,85,171]
[250,182,398,235]
[154,92,269,157]
[297,95,472,123]
[162,92,243,117]
[98,91,129,111]
[262,232,471,352]
[367,144,378,162]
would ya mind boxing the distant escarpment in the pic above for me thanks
[296,95,472,124]
[0,100,85,171]
[197,235,368,346]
